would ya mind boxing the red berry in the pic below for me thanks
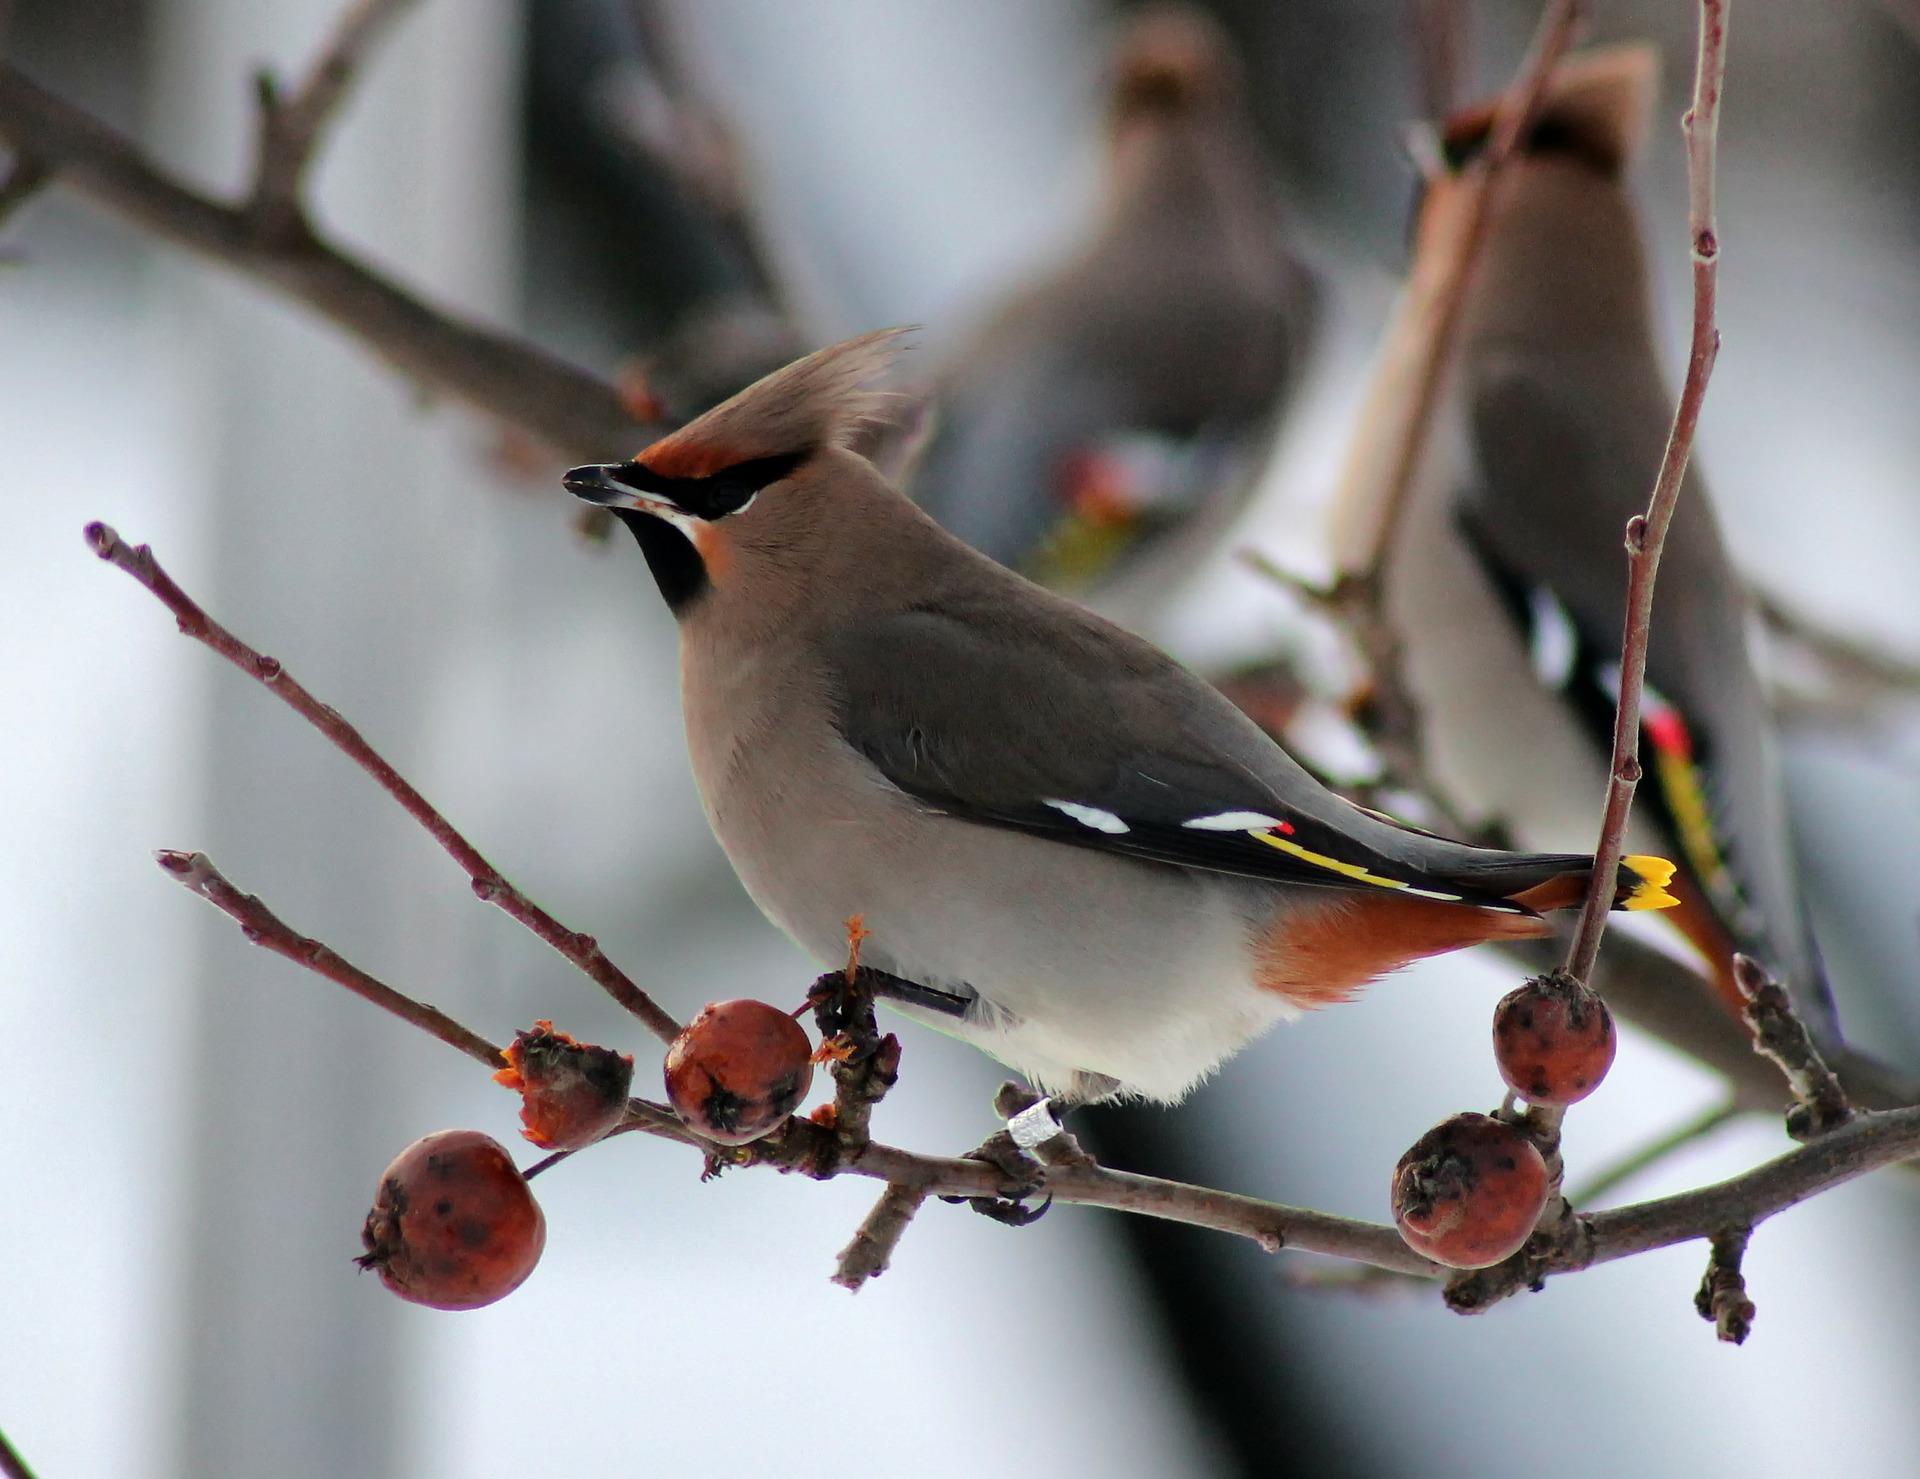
[1492,974,1616,1107]
[664,999,814,1145]
[1391,1113,1549,1269]
[357,1130,546,1309]
[493,1019,634,1150]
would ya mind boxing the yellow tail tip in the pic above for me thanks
[1621,854,1680,911]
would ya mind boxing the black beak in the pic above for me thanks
[562,464,633,507]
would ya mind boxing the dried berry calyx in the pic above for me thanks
[1492,973,1617,1107]
[1391,1112,1550,1270]
[494,1019,634,1150]
[665,999,814,1146]
[358,1129,546,1310]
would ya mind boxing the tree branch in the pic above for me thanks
[136,768,1920,1295]
[155,847,505,1069]
[1329,0,1586,580]
[0,62,650,455]
[1561,0,1728,987]
[1693,1226,1756,1344]
[832,1182,928,1292]
[248,0,421,238]
[86,521,683,1044]
[1733,954,1854,1140]
[1457,0,1732,1309]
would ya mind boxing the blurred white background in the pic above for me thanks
[3,2,1918,1476]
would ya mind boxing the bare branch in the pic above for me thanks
[86,522,683,1044]
[1694,1226,1756,1344]
[1329,0,1586,579]
[832,1182,928,1292]
[1733,954,1854,1139]
[249,0,421,236]
[155,848,504,1069]
[1562,0,1729,986]
[155,829,1920,1295]
[1446,1103,1920,1312]
[0,64,649,455]
[807,965,904,1163]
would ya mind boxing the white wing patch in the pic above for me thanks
[1182,810,1284,831]
[1044,799,1130,835]
[1528,586,1579,689]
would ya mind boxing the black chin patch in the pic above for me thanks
[610,449,812,522]
[612,509,708,614]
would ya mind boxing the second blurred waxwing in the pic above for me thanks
[909,4,1316,595]
[1331,47,1912,1105]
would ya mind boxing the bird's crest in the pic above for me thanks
[1444,44,1658,177]
[635,328,915,481]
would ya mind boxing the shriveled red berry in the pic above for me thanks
[1391,1113,1549,1269]
[1492,974,1616,1107]
[664,999,813,1145]
[494,1019,634,1150]
[357,1130,545,1310]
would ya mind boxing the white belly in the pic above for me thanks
[696,702,1293,1102]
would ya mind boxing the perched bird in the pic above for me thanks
[1330,47,1888,1094]
[565,330,1676,1104]
[908,4,1315,595]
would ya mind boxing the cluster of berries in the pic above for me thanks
[1391,975,1617,1268]
[358,1001,815,1309]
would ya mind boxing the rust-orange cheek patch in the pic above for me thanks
[689,520,732,584]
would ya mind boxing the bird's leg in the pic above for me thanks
[939,1080,1108,1227]
[995,1081,1097,1170]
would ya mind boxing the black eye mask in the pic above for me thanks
[607,449,813,521]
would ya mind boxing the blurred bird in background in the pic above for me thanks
[1328,46,1913,1106]
[907,4,1317,599]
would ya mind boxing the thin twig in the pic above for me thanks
[0,64,650,455]
[1694,1226,1756,1344]
[1529,0,1729,1136]
[807,926,904,1161]
[154,848,504,1069]
[1733,954,1854,1139]
[249,0,421,237]
[1567,1097,1741,1206]
[1475,0,1732,1303]
[87,522,682,1043]
[1314,1,1586,822]
[1562,0,1729,987]
[1329,0,1586,579]
[832,1182,928,1292]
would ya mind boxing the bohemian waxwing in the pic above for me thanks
[908,4,1315,594]
[564,329,1678,1104]
[1330,47,1905,1102]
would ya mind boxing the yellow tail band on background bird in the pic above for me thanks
[1621,855,1680,911]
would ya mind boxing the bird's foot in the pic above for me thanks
[944,1126,1052,1227]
